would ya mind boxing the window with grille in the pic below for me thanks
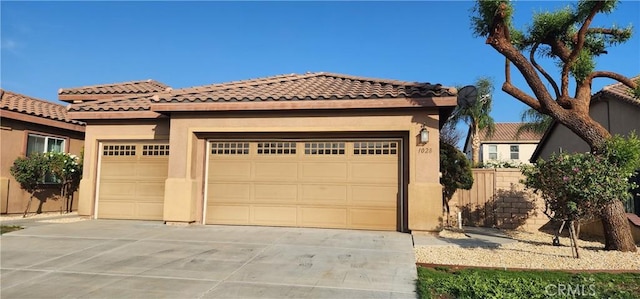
[142,144,170,156]
[488,145,498,160]
[257,142,296,154]
[304,142,345,155]
[211,142,249,155]
[103,145,136,156]
[510,145,519,160]
[353,141,397,155]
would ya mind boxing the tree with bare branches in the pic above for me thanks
[471,0,639,251]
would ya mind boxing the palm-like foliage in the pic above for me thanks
[516,108,553,138]
[449,77,496,165]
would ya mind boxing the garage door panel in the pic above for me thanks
[136,163,169,178]
[351,185,397,207]
[254,162,298,181]
[135,202,164,220]
[252,206,297,226]
[254,184,298,202]
[208,161,251,180]
[349,209,396,230]
[206,205,250,224]
[135,182,166,197]
[100,163,136,176]
[100,182,137,196]
[300,184,348,204]
[98,201,135,219]
[350,163,397,183]
[300,162,348,181]
[299,207,347,228]
[208,183,251,202]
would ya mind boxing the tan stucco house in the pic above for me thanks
[463,123,542,166]
[0,89,85,214]
[64,72,457,232]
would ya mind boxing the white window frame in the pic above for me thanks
[488,145,498,160]
[27,133,66,156]
[510,145,520,160]
[26,133,66,184]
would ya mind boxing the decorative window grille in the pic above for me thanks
[103,145,136,156]
[257,142,296,154]
[304,142,345,155]
[353,141,397,155]
[211,142,250,155]
[142,144,170,156]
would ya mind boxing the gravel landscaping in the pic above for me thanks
[415,230,640,271]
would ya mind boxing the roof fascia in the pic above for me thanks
[67,111,164,120]
[150,97,457,112]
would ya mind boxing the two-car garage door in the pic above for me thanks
[205,140,400,231]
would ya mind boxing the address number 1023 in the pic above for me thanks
[418,148,433,154]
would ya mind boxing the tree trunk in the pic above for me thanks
[23,194,34,218]
[471,125,481,166]
[601,200,637,252]
[557,110,636,251]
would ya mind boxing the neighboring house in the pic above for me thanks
[64,72,457,232]
[531,77,640,216]
[0,89,85,214]
[463,123,543,166]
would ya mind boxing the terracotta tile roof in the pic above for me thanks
[69,72,456,112]
[595,75,640,107]
[0,89,84,125]
[58,79,170,95]
[480,123,543,142]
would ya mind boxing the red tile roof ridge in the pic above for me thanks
[68,94,154,112]
[171,72,448,96]
[1,88,85,125]
[58,79,170,95]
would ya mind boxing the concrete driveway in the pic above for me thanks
[1,220,417,298]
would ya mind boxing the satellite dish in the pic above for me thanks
[457,85,478,108]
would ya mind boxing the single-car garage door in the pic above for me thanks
[205,139,399,230]
[97,142,169,220]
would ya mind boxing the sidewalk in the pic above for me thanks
[412,227,516,248]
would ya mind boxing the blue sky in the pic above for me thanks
[2,1,639,125]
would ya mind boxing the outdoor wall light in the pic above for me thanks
[420,126,429,144]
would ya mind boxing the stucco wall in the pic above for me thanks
[78,109,445,231]
[0,118,84,214]
[534,100,638,159]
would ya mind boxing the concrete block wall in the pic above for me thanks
[452,168,549,231]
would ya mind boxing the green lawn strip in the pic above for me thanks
[417,266,640,299]
[0,225,23,235]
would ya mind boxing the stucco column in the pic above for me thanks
[407,113,443,231]
[77,133,97,217]
[163,118,198,223]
